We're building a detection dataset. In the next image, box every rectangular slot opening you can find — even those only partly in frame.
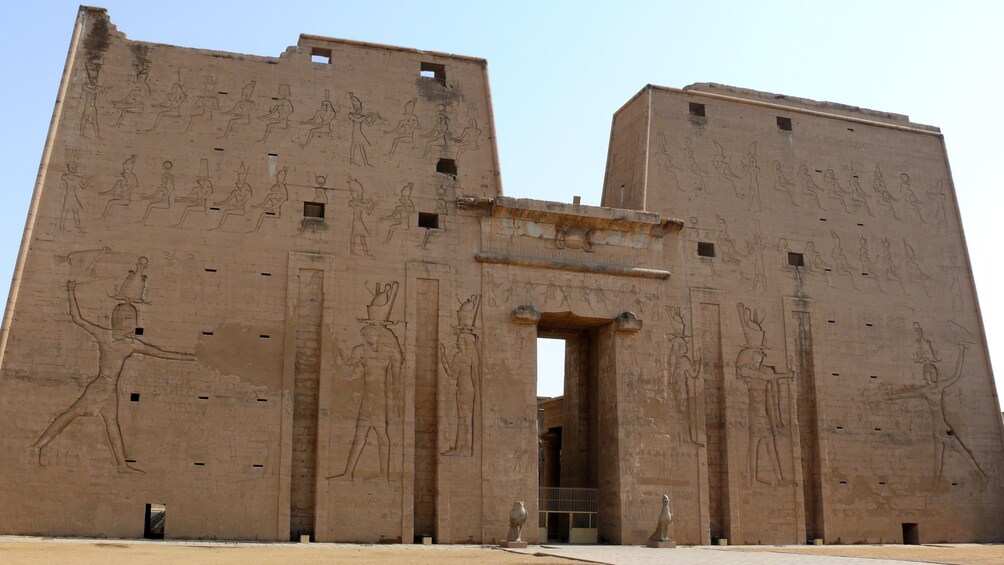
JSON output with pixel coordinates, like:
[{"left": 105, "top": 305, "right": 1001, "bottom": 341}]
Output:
[
  {"left": 436, "top": 158, "right": 457, "bottom": 178},
  {"left": 130, "top": 393, "right": 140, "bottom": 402},
  {"left": 697, "top": 241, "right": 716, "bottom": 257},
  {"left": 835, "top": 426, "right": 843, "bottom": 430},
  {"left": 205, "top": 268, "right": 217, "bottom": 273},
  {"left": 870, "top": 375, "right": 879, "bottom": 379},
  {"left": 259, "top": 335, "right": 270, "bottom": 339},
  {"left": 831, "top": 373, "right": 840, "bottom": 376},
  {"left": 198, "top": 396, "right": 209, "bottom": 400},
  {"left": 777, "top": 116, "right": 793, "bottom": 131},
  {"left": 310, "top": 47, "right": 332, "bottom": 64},
  {"left": 839, "top": 481, "right": 848, "bottom": 484},
  {"left": 419, "top": 62, "right": 446, "bottom": 86},
  {"left": 418, "top": 212, "right": 439, "bottom": 229},
  {"left": 787, "top": 252, "right": 804, "bottom": 267},
  {"left": 202, "top": 331, "right": 214, "bottom": 336},
  {"left": 689, "top": 102, "right": 706, "bottom": 118},
  {"left": 209, "top": 207, "right": 221, "bottom": 211},
  {"left": 878, "top": 481, "right": 886, "bottom": 485},
  {"left": 214, "top": 148, "right": 224, "bottom": 152},
  {"left": 257, "top": 398, "right": 268, "bottom": 403},
  {"left": 865, "top": 323, "right": 874, "bottom": 327},
  {"left": 827, "top": 320, "right": 835, "bottom": 324},
  {"left": 194, "top": 462, "right": 205, "bottom": 467},
  {"left": 303, "top": 202, "right": 325, "bottom": 219},
  {"left": 134, "top": 327, "right": 144, "bottom": 336},
  {"left": 253, "top": 464, "right": 264, "bottom": 468},
  {"left": 144, "top": 503, "right": 166, "bottom": 540},
  {"left": 857, "top": 222, "right": 865, "bottom": 227},
  {"left": 261, "top": 272, "right": 271, "bottom": 276},
  {"left": 819, "top": 218, "right": 827, "bottom": 222}
]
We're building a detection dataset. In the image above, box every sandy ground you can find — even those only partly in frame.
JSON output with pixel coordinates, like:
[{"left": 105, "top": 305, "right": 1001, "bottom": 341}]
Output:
[
  {"left": 716, "top": 543, "right": 1004, "bottom": 565},
  {"left": 0, "top": 538, "right": 584, "bottom": 565}
]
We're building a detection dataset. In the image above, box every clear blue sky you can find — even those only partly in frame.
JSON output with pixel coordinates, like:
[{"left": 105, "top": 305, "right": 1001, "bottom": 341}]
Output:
[{"left": 3, "top": 1, "right": 1001, "bottom": 399}]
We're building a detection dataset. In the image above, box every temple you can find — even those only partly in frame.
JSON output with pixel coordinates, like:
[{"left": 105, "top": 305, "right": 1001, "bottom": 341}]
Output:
[{"left": 0, "top": 6, "right": 999, "bottom": 545}]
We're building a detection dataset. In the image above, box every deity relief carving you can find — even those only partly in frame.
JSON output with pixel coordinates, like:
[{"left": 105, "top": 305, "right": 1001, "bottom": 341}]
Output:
[
  {"left": 888, "top": 323, "right": 986, "bottom": 489},
  {"left": 665, "top": 307, "right": 703, "bottom": 446},
  {"left": 382, "top": 182, "right": 415, "bottom": 243},
  {"left": 223, "top": 81, "right": 256, "bottom": 138},
  {"left": 111, "top": 61, "right": 150, "bottom": 127},
  {"left": 210, "top": 162, "right": 253, "bottom": 231},
  {"left": 735, "top": 302, "right": 795, "bottom": 487},
  {"left": 146, "top": 71, "right": 187, "bottom": 132},
  {"left": 250, "top": 166, "right": 288, "bottom": 232},
  {"left": 299, "top": 90, "right": 337, "bottom": 147},
  {"left": 173, "top": 158, "right": 214, "bottom": 227},
  {"left": 98, "top": 155, "right": 139, "bottom": 220},
  {"left": 384, "top": 98, "right": 419, "bottom": 157},
  {"left": 441, "top": 294, "right": 481, "bottom": 457},
  {"left": 31, "top": 259, "right": 197, "bottom": 473},
  {"left": 328, "top": 282, "right": 403, "bottom": 481},
  {"left": 554, "top": 225, "right": 594, "bottom": 252},
  {"left": 258, "top": 84, "right": 294, "bottom": 142}
]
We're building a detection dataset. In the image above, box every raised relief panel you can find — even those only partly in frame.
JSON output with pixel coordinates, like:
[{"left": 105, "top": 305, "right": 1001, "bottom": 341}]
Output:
[{"left": 441, "top": 294, "right": 481, "bottom": 457}]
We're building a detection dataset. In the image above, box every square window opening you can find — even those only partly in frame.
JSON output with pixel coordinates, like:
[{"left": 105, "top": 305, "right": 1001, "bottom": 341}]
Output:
[
  {"left": 418, "top": 212, "right": 439, "bottom": 229},
  {"left": 310, "top": 48, "right": 331, "bottom": 64},
  {"left": 787, "top": 252, "right": 804, "bottom": 267},
  {"left": 436, "top": 158, "right": 457, "bottom": 178},
  {"left": 303, "top": 202, "right": 325, "bottom": 219},
  {"left": 420, "top": 62, "right": 446, "bottom": 86},
  {"left": 134, "top": 327, "right": 144, "bottom": 336},
  {"left": 697, "top": 241, "right": 715, "bottom": 257},
  {"left": 130, "top": 393, "right": 140, "bottom": 402},
  {"left": 689, "top": 102, "right": 706, "bottom": 118},
  {"left": 777, "top": 116, "right": 793, "bottom": 131}
]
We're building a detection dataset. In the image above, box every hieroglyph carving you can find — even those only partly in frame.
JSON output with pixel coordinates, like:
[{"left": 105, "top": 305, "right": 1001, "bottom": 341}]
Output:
[
  {"left": 328, "top": 282, "right": 403, "bottom": 481},
  {"left": 888, "top": 323, "right": 987, "bottom": 489},
  {"left": 735, "top": 302, "right": 795, "bottom": 487},
  {"left": 441, "top": 294, "right": 481, "bottom": 457},
  {"left": 31, "top": 260, "right": 196, "bottom": 473}
]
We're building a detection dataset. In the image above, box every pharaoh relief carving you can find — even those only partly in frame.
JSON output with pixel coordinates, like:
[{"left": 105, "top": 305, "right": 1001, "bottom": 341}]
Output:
[
  {"left": 80, "top": 62, "right": 104, "bottom": 139},
  {"left": 735, "top": 302, "right": 795, "bottom": 487},
  {"left": 829, "top": 231, "right": 858, "bottom": 290},
  {"left": 348, "top": 93, "right": 380, "bottom": 166},
  {"left": 665, "top": 307, "right": 703, "bottom": 446},
  {"left": 797, "top": 164, "right": 824, "bottom": 210},
  {"left": 328, "top": 282, "right": 403, "bottom": 481},
  {"left": 31, "top": 258, "right": 196, "bottom": 474},
  {"left": 347, "top": 175, "right": 376, "bottom": 256},
  {"left": 60, "top": 156, "right": 89, "bottom": 233},
  {"left": 930, "top": 180, "right": 949, "bottom": 234},
  {"left": 441, "top": 294, "right": 481, "bottom": 457},
  {"left": 900, "top": 173, "right": 926, "bottom": 224},
  {"left": 887, "top": 323, "right": 986, "bottom": 489}
]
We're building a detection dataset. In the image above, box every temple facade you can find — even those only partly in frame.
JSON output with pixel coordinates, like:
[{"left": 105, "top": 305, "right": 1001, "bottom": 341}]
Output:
[{"left": 0, "top": 6, "right": 999, "bottom": 545}]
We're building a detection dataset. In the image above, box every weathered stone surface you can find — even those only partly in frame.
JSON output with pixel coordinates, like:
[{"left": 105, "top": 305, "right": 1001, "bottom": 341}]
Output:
[{"left": 0, "top": 6, "right": 999, "bottom": 547}]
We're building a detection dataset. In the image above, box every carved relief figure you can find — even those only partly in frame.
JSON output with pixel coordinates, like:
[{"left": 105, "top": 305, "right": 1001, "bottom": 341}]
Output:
[
  {"left": 903, "top": 239, "right": 932, "bottom": 297},
  {"left": 735, "top": 302, "right": 795, "bottom": 487},
  {"left": 173, "top": 158, "right": 214, "bottom": 227},
  {"left": 848, "top": 168, "right": 873, "bottom": 216},
  {"left": 872, "top": 165, "right": 899, "bottom": 219},
  {"left": 712, "top": 141, "right": 742, "bottom": 198},
  {"left": 716, "top": 216, "right": 747, "bottom": 278},
  {"left": 797, "top": 164, "right": 824, "bottom": 209},
  {"left": 452, "top": 118, "right": 482, "bottom": 161},
  {"left": 210, "top": 162, "right": 253, "bottom": 231},
  {"left": 749, "top": 231, "right": 766, "bottom": 295},
  {"left": 31, "top": 265, "right": 196, "bottom": 473},
  {"left": 140, "top": 161, "right": 174, "bottom": 223},
  {"left": 666, "top": 307, "right": 703, "bottom": 445},
  {"left": 328, "top": 282, "right": 403, "bottom": 480},
  {"left": 185, "top": 76, "right": 220, "bottom": 133},
  {"left": 879, "top": 237, "right": 908, "bottom": 295},
  {"left": 743, "top": 142, "right": 761, "bottom": 212},
  {"left": 250, "top": 166, "right": 288, "bottom": 232},
  {"left": 942, "top": 258, "right": 964, "bottom": 311},
  {"left": 222, "top": 81, "right": 256, "bottom": 138},
  {"left": 829, "top": 231, "right": 858, "bottom": 290},
  {"left": 804, "top": 241, "right": 833, "bottom": 287},
  {"left": 683, "top": 137, "right": 708, "bottom": 192},
  {"left": 80, "top": 63, "right": 104, "bottom": 139},
  {"left": 258, "top": 84, "right": 294, "bottom": 142},
  {"left": 98, "top": 155, "right": 139, "bottom": 219},
  {"left": 422, "top": 104, "right": 451, "bottom": 158},
  {"left": 888, "top": 328, "right": 986, "bottom": 488},
  {"left": 347, "top": 176, "right": 376, "bottom": 256},
  {"left": 384, "top": 98, "right": 419, "bottom": 156},
  {"left": 653, "top": 133, "right": 682, "bottom": 192},
  {"left": 60, "top": 162, "right": 89, "bottom": 233},
  {"left": 823, "top": 169, "right": 851, "bottom": 213},
  {"left": 900, "top": 173, "right": 926, "bottom": 223},
  {"left": 110, "top": 256, "right": 149, "bottom": 304},
  {"left": 771, "top": 160, "right": 796, "bottom": 206},
  {"left": 299, "top": 90, "right": 337, "bottom": 147},
  {"left": 348, "top": 93, "right": 380, "bottom": 166},
  {"left": 146, "top": 73, "right": 187, "bottom": 132},
  {"left": 929, "top": 181, "right": 948, "bottom": 234},
  {"left": 441, "top": 294, "right": 481, "bottom": 456},
  {"left": 382, "top": 182, "right": 415, "bottom": 243},
  {"left": 111, "top": 62, "right": 151, "bottom": 127},
  {"left": 858, "top": 235, "right": 884, "bottom": 292}
]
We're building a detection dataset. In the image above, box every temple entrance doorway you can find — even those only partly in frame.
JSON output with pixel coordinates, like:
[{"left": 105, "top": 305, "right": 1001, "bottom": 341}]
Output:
[{"left": 536, "top": 313, "right": 612, "bottom": 544}]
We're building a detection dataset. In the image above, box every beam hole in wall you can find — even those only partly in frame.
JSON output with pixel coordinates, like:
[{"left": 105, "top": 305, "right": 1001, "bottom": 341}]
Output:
[
  {"left": 835, "top": 426, "right": 843, "bottom": 430},
  {"left": 689, "top": 102, "right": 706, "bottom": 118},
  {"left": 202, "top": 331, "right": 214, "bottom": 336},
  {"left": 824, "top": 268, "right": 832, "bottom": 272},
  {"left": 777, "top": 116, "right": 793, "bottom": 131},
  {"left": 419, "top": 62, "right": 446, "bottom": 86},
  {"left": 214, "top": 147, "right": 224, "bottom": 152},
  {"left": 819, "top": 218, "right": 827, "bottom": 222},
  {"left": 831, "top": 373, "right": 840, "bottom": 377},
  {"left": 827, "top": 319, "right": 835, "bottom": 323},
  {"left": 194, "top": 462, "right": 205, "bottom": 466},
  {"left": 878, "top": 481, "right": 886, "bottom": 485},
  {"left": 839, "top": 480, "right": 848, "bottom": 484},
  {"left": 310, "top": 47, "right": 332, "bottom": 64},
  {"left": 259, "top": 335, "right": 270, "bottom": 339},
  {"left": 847, "top": 127, "right": 855, "bottom": 132},
  {"left": 865, "top": 323, "right": 874, "bottom": 327},
  {"left": 697, "top": 241, "right": 716, "bottom": 257},
  {"left": 134, "top": 327, "right": 144, "bottom": 336},
  {"left": 418, "top": 212, "right": 439, "bottom": 229},
  {"left": 436, "top": 158, "right": 457, "bottom": 178},
  {"left": 126, "top": 459, "right": 137, "bottom": 463},
  {"left": 205, "top": 268, "right": 217, "bottom": 273},
  {"left": 870, "top": 375, "right": 879, "bottom": 379},
  {"left": 144, "top": 504, "right": 166, "bottom": 540},
  {"left": 261, "top": 272, "right": 271, "bottom": 276},
  {"left": 303, "top": 202, "right": 325, "bottom": 219},
  {"left": 253, "top": 464, "right": 264, "bottom": 468},
  {"left": 209, "top": 207, "right": 220, "bottom": 211},
  {"left": 862, "top": 272, "right": 870, "bottom": 276},
  {"left": 257, "top": 398, "right": 268, "bottom": 403},
  {"left": 874, "top": 428, "right": 882, "bottom": 431},
  {"left": 130, "top": 393, "right": 140, "bottom": 402},
  {"left": 815, "top": 169, "right": 823, "bottom": 173},
  {"left": 857, "top": 223, "right": 865, "bottom": 227},
  {"left": 198, "top": 396, "right": 209, "bottom": 400},
  {"left": 787, "top": 252, "right": 804, "bottom": 267}
]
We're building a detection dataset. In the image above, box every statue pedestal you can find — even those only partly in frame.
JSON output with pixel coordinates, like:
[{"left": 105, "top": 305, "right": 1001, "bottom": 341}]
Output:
[
  {"left": 500, "top": 541, "right": 528, "bottom": 548},
  {"left": 646, "top": 540, "right": 677, "bottom": 548}
]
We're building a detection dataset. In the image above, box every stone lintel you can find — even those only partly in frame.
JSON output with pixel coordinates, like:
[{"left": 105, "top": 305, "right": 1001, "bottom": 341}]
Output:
[
  {"left": 463, "top": 196, "right": 683, "bottom": 236},
  {"left": 476, "top": 252, "right": 671, "bottom": 280}
]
